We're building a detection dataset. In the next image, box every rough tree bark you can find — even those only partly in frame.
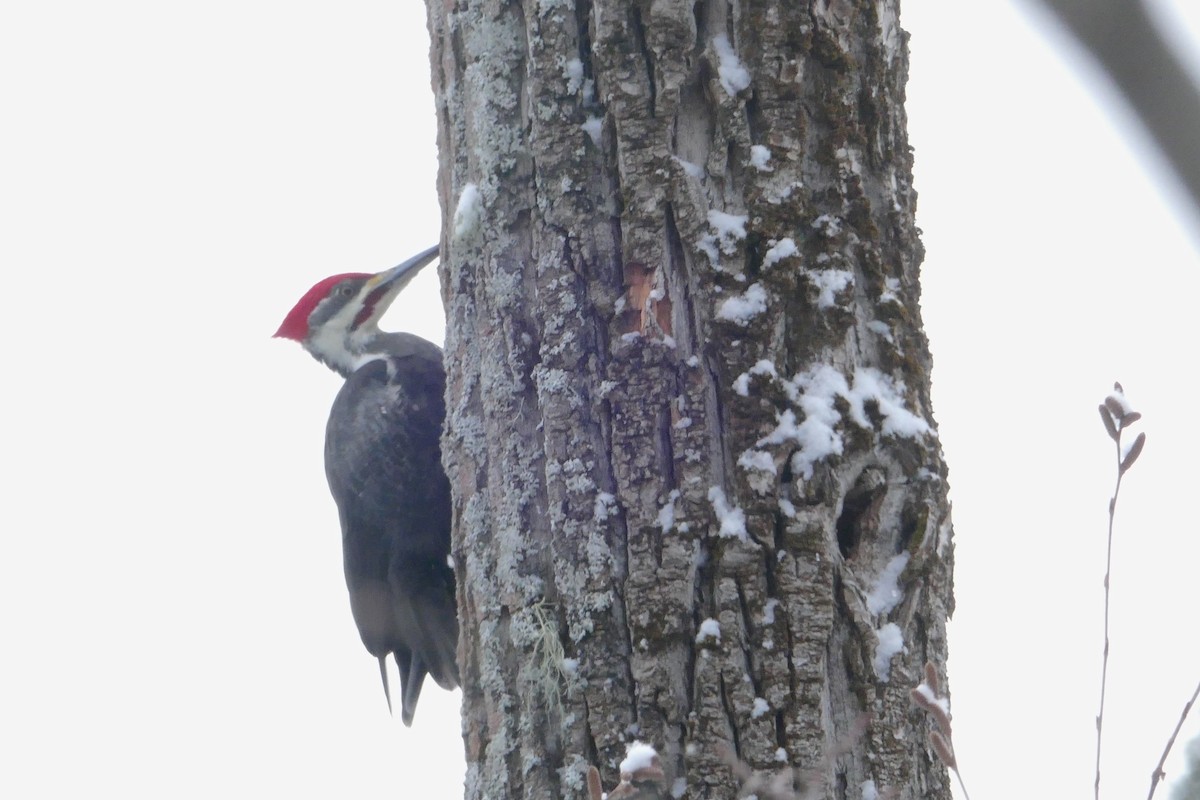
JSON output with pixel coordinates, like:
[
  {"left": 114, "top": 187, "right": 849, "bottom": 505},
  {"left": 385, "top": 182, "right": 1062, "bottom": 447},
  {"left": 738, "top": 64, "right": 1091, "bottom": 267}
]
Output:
[{"left": 426, "top": 1, "right": 954, "bottom": 798}]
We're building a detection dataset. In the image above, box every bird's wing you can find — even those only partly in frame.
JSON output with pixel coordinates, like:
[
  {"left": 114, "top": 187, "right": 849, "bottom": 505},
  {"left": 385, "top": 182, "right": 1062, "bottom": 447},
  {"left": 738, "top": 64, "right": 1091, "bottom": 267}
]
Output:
[{"left": 324, "top": 353, "right": 458, "bottom": 724}]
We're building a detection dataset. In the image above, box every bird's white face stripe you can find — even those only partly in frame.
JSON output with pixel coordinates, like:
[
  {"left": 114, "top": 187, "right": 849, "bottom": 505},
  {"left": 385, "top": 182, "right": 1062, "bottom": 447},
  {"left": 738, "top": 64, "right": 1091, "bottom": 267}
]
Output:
[{"left": 303, "top": 288, "right": 373, "bottom": 375}]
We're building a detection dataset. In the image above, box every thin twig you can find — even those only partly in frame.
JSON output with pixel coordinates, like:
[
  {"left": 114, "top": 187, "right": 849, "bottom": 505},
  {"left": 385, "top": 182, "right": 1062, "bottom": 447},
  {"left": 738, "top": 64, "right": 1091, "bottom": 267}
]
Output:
[
  {"left": 1147, "top": 679, "right": 1200, "bottom": 800},
  {"left": 953, "top": 765, "right": 972, "bottom": 800},
  {"left": 1094, "top": 429, "right": 1123, "bottom": 800},
  {"left": 1097, "top": 389, "right": 1200, "bottom": 800},
  {"left": 1095, "top": 385, "right": 1145, "bottom": 800}
]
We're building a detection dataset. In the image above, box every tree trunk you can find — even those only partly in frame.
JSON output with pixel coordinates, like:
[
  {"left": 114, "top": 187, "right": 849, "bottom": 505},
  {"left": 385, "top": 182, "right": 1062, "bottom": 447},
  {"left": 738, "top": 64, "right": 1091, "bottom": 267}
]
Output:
[{"left": 427, "top": 1, "right": 954, "bottom": 798}]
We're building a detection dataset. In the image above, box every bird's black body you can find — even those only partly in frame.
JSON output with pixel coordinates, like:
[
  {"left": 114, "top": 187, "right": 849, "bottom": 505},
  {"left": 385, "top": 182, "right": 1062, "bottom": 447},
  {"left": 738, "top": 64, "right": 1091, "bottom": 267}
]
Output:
[
  {"left": 323, "top": 348, "right": 458, "bottom": 726},
  {"left": 275, "top": 245, "right": 456, "bottom": 726}
]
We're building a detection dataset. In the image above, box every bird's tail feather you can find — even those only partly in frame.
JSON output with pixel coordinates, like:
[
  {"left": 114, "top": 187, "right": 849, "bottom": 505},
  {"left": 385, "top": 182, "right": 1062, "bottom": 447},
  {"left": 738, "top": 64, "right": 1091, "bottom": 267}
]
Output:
[
  {"left": 423, "top": 609, "right": 460, "bottom": 691},
  {"left": 378, "top": 655, "right": 393, "bottom": 715},
  {"left": 400, "top": 655, "right": 428, "bottom": 727}
]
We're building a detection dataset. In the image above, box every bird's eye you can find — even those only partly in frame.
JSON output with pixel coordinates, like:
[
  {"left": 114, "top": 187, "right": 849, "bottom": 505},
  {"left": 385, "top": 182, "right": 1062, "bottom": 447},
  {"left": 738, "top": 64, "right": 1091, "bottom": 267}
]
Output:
[{"left": 338, "top": 285, "right": 355, "bottom": 298}]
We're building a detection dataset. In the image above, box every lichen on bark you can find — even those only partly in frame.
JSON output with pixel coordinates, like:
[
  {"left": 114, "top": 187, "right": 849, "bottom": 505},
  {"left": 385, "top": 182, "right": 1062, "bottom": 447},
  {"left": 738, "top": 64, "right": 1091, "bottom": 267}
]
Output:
[{"left": 427, "top": 0, "right": 954, "bottom": 797}]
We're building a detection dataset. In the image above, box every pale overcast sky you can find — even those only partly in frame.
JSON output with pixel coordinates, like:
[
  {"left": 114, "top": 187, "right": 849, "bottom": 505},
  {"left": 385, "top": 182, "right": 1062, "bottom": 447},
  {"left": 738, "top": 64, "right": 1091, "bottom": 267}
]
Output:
[{"left": 2, "top": 2, "right": 1198, "bottom": 799}]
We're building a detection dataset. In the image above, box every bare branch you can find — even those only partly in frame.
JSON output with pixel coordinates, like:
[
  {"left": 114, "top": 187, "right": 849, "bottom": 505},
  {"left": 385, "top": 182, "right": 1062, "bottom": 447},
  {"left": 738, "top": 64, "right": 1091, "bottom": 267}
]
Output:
[
  {"left": 1147, "top": 679, "right": 1200, "bottom": 799},
  {"left": 1029, "top": 0, "right": 1200, "bottom": 224}
]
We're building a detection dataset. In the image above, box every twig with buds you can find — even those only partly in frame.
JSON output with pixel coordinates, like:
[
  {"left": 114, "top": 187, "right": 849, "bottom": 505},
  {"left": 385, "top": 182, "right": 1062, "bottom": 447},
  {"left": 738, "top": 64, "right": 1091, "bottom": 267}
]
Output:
[
  {"left": 1095, "top": 382, "right": 1146, "bottom": 800},
  {"left": 911, "top": 662, "right": 970, "bottom": 800}
]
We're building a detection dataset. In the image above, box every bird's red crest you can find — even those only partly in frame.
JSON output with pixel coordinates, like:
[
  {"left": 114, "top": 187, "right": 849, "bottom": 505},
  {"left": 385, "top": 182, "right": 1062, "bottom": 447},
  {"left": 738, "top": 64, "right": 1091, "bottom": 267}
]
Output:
[{"left": 274, "top": 273, "right": 372, "bottom": 340}]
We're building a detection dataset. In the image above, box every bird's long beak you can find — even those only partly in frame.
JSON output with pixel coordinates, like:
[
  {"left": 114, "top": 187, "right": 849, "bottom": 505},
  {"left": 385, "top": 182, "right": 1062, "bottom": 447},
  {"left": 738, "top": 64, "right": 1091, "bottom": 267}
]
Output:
[
  {"left": 367, "top": 244, "right": 441, "bottom": 295},
  {"left": 354, "top": 245, "right": 441, "bottom": 329}
]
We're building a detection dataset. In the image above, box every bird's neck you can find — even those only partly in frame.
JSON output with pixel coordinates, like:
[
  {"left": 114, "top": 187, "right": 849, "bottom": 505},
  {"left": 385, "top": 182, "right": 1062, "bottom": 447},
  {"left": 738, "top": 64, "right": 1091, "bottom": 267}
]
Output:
[
  {"left": 303, "top": 324, "right": 358, "bottom": 378},
  {"left": 362, "top": 332, "right": 443, "bottom": 363},
  {"left": 306, "top": 327, "right": 441, "bottom": 378}
]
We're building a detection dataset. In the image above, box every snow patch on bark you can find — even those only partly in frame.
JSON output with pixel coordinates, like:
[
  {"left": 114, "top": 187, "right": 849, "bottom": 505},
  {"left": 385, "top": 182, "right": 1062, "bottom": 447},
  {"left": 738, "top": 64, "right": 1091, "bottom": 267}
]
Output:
[
  {"left": 867, "top": 553, "right": 909, "bottom": 615},
  {"left": 762, "top": 598, "right": 780, "bottom": 624},
  {"left": 698, "top": 209, "right": 748, "bottom": 266},
  {"left": 755, "top": 366, "right": 933, "bottom": 480},
  {"left": 696, "top": 618, "right": 721, "bottom": 643},
  {"left": 809, "top": 269, "right": 854, "bottom": 308},
  {"left": 712, "top": 35, "right": 751, "bottom": 96},
  {"left": 738, "top": 449, "right": 777, "bottom": 495},
  {"left": 749, "top": 144, "right": 773, "bottom": 171},
  {"left": 453, "top": 183, "right": 483, "bottom": 240},
  {"left": 763, "top": 237, "right": 797, "bottom": 268},
  {"left": 848, "top": 368, "right": 932, "bottom": 438},
  {"left": 873, "top": 622, "right": 904, "bottom": 680},
  {"left": 880, "top": 276, "right": 902, "bottom": 305},
  {"left": 581, "top": 115, "right": 603, "bottom": 145},
  {"left": 563, "top": 57, "right": 584, "bottom": 94},
  {"left": 593, "top": 492, "right": 618, "bottom": 522},
  {"left": 811, "top": 213, "right": 842, "bottom": 237},
  {"left": 706, "top": 486, "right": 747, "bottom": 540},
  {"left": 733, "top": 359, "right": 778, "bottom": 396},
  {"left": 716, "top": 283, "right": 768, "bottom": 325},
  {"left": 673, "top": 156, "right": 705, "bottom": 179},
  {"left": 657, "top": 490, "right": 680, "bottom": 532},
  {"left": 866, "top": 319, "right": 894, "bottom": 344},
  {"left": 620, "top": 741, "right": 658, "bottom": 774}
]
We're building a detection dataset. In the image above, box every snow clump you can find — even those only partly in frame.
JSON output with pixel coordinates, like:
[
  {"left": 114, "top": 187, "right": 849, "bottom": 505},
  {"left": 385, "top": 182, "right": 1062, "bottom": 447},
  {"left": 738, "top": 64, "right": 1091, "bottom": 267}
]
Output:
[
  {"left": 716, "top": 283, "right": 768, "bottom": 325},
  {"left": 873, "top": 622, "right": 904, "bottom": 680},
  {"left": 763, "top": 237, "right": 797, "bottom": 268},
  {"left": 809, "top": 269, "right": 854, "bottom": 308},
  {"left": 706, "top": 486, "right": 747, "bottom": 540},
  {"left": 733, "top": 359, "right": 779, "bottom": 396},
  {"left": 749, "top": 144, "right": 773, "bottom": 172},
  {"left": 620, "top": 741, "right": 659, "bottom": 775},
  {"left": 581, "top": 115, "right": 603, "bottom": 146},
  {"left": 867, "top": 553, "right": 910, "bottom": 616},
  {"left": 453, "top": 183, "right": 483, "bottom": 240},
  {"left": 757, "top": 365, "right": 932, "bottom": 481},
  {"left": 712, "top": 35, "right": 751, "bottom": 96},
  {"left": 695, "top": 618, "right": 721, "bottom": 644},
  {"left": 751, "top": 697, "right": 770, "bottom": 718}
]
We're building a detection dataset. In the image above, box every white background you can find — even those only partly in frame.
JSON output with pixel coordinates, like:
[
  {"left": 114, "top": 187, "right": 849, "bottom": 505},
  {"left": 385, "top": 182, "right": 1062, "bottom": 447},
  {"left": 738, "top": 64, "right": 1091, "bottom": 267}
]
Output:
[{"left": 1, "top": 2, "right": 1197, "bottom": 798}]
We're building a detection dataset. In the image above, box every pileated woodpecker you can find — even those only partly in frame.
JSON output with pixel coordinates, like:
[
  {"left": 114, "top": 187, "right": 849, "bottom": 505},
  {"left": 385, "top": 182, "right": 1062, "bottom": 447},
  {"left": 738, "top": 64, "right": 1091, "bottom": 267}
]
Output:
[{"left": 274, "top": 245, "right": 457, "bottom": 726}]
